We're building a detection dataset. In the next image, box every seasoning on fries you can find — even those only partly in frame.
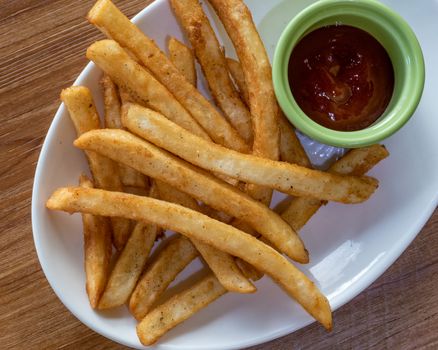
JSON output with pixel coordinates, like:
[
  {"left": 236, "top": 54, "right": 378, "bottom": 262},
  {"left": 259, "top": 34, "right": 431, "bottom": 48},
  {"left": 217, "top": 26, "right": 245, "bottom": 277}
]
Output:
[
  {"left": 73, "top": 129, "right": 308, "bottom": 263},
  {"left": 100, "top": 74, "right": 148, "bottom": 188},
  {"left": 87, "top": 0, "right": 249, "bottom": 153},
  {"left": 208, "top": 0, "right": 281, "bottom": 205},
  {"left": 60, "top": 86, "right": 131, "bottom": 250},
  {"left": 87, "top": 40, "right": 210, "bottom": 141},
  {"left": 171, "top": 0, "right": 253, "bottom": 144},
  {"left": 155, "top": 181, "right": 256, "bottom": 293},
  {"left": 78, "top": 175, "right": 112, "bottom": 309},
  {"left": 46, "top": 187, "right": 333, "bottom": 330},
  {"left": 129, "top": 235, "right": 199, "bottom": 321},
  {"left": 167, "top": 37, "right": 197, "bottom": 87},
  {"left": 122, "top": 104, "right": 378, "bottom": 204},
  {"left": 137, "top": 273, "right": 227, "bottom": 345}
]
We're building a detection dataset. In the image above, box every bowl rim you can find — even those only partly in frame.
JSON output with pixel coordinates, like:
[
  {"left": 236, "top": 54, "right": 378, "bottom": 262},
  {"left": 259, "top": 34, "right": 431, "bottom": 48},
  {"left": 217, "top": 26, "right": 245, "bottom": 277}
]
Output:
[{"left": 272, "top": 0, "right": 425, "bottom": 148}]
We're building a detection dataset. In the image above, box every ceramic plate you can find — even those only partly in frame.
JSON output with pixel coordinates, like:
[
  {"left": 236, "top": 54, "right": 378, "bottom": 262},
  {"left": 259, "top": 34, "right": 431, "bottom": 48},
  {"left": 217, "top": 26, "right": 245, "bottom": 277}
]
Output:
[{"left": 32, "top": 0, "right": 438, "bottom": 349}]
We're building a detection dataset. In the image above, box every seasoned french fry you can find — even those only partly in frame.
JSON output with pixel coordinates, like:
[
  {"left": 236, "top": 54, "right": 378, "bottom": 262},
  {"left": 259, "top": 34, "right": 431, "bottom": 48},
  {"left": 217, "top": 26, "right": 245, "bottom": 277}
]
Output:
[
  {"left": 79, "top": 175, "right": 112, "bottom": 309},
  {"left": 46, "top": 187, "right": 332, "bottom": 330},
  {"left": 98, "top": 220, "right": 159, "bottom": 309},
  {"left": 170, "top": 0, "right": 253, "bottom": 144},
  {"left": 209, "top": 0, "right": 281, "bottom": 205},
  {"left": 129, "top": 235, "right": 198, "bottom": 320},
  {"left": 100, "top": 74, "right": 148, "bottom": 188},
  {"left": 225, "top": 58, "right": 310, "bottom": 167},
  {"left": 74, "top": 129, "right": 308, "bottom": 262},
  {"left": 100, "top": 74, "right": 123, "bottom": 129},
  {"left": 137, "top": 273, "right": 227, "bottom": 345},
  {"left": 60, "top": 86, "right": 131, "bottom": 250},
  {"left": 281, "top": 145, "right": 389, "bottom": 230},
  {"left": 87, "top": 0, "right": 249, "bottom": 153},
  {"left": 167, "top": 37, "right": 197, "bottom": 87},
  {"left": 226, "top": 57, "right": 249, "bottom": 106},
  {"left": 278, "top": 115, "right": 311, "bottom": 167},
  {"left": 329, "top": 144, "right": 389, "bottom": 176},
  {"left": 87, "top": 40, "right": 210, "bottom": 141},
  {"left": 155, "top": 180, "right": 256, "bottom": 293},
  {"left": 122, "top": 104, "right": 378, "bottom": 204}
]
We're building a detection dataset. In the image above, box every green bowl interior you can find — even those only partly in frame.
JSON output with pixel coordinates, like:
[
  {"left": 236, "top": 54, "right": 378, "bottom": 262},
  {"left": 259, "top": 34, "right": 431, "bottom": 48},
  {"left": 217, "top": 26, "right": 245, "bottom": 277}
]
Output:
[{"left": 273, "top": 0, "right": 425, "bottom": 148}]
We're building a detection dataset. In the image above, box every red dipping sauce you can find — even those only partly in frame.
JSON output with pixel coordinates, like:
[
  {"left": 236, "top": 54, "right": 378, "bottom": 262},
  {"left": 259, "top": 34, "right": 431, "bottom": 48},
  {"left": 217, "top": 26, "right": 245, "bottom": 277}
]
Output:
[{"left": 288, "top": 25, "right": 394, "bottom": 131}]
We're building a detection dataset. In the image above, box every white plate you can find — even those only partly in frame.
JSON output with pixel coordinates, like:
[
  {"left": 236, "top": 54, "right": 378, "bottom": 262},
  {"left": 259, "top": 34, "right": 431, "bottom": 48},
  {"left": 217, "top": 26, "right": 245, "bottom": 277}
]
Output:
[{"left": 32, "top": 0, "right": 438, "bottom": 349}]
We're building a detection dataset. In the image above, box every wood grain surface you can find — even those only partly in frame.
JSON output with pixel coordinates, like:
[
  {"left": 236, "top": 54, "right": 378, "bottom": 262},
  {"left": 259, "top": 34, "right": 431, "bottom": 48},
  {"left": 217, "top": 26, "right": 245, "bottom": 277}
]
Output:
[{"left": 1, "top": 1, "right": 437, "bottom": 349}]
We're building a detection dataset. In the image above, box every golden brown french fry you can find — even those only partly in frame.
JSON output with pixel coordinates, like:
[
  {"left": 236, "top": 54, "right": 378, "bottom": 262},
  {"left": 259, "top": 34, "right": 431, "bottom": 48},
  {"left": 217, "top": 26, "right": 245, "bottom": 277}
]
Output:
[
  {"left": 100, "top": 74, "right": 123, "bottom": 129},
  {"left": 155, "top": 180, "right": 256, "bottom": 293},
  {"left": 129, "top": 235, "right": 198, "bottom": 320},
  {"left": 278, "top": 115, "right": 311, "bottom": 168},
  {"left": 281, "top": 145, "right": 389, "bottom": 231},
  {"left": 87, "top": 40, "right": 210, "bottom": 142},
  {"left": 170, "top": 0, "right": 253, "bottom": 144},
  {"left": 167, "top": 37, "right": 197, "bottom": 87},
  {"left": 79, "top": 175, "right": 112, "bottom": 309},
  {"left": 74, "top": 129, "right": 308, "bottom": 262},
  {"left": 208, "top": 0, "right": 281, "bottom": 205},
  {"left": 100, "top": 74, "right": 148, "bottom": 188},
  {"left": 122, "top": 105, "right": 378, "bottom": 204},
  {"left": 226, "top": 57, "right": 249, "bottom": 106},
  {"left": 87, "top": 0, "right": 249, "bottom": 153},
  {"left": 46, "top": 187, "right": 332, "bottom": 330},
  {"left": 60, "top": 86, "right": 131, "bottom": 250},
  {"left": 225, "top": 58, "right": 310, "bottom": 167},
  {"left": 137, "top": 273, "right": 227, "bottom": 345},
  {"left": 98, "top": 220, "right": 159, "bottom": 309},
  {"left": 328, "top": 144, "right": 389, "bottom": 176}
]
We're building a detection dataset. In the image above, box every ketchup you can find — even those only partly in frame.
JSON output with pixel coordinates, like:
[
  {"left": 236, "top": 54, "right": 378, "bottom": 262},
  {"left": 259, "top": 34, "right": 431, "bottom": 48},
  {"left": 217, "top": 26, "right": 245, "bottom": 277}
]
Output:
[{"left": 288, "top": 25, "right": 394, "bottom": 131}]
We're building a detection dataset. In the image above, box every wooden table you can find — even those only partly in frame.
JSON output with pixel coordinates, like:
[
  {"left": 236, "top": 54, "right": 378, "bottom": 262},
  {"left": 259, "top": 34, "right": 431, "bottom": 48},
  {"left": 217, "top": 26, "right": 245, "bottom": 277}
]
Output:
[{"left": 1, "top": 1, "right": 437, "bottom": 349}]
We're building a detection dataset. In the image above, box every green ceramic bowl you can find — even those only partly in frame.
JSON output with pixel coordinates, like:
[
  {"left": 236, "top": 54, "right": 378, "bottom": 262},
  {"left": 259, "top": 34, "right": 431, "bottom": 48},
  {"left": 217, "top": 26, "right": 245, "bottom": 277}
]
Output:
[{"left": 273, "top": 0, "right": 425, "bottom": 148}]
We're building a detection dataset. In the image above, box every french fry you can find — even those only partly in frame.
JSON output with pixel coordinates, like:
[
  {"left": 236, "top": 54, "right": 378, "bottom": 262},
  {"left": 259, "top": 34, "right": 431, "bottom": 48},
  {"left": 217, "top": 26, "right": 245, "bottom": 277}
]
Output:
[
  {"left": 46, "top": 187, "right": 332, "bottom": 330},
  {"left": 281, "top": 145, "right": 389, "bottom": 230},
  {"left": 137, "top": 273, "right": 227, "bottom": 345},
  {"left": 226, "top": 57, "right": 249, "bottom": 106},
  {"left": 100, "top": 74, "right": 148, "bottom": 188},
  {"left": 100, "top": 74, "right": 123, "bottom": 129},
  {"left": 167, "top": 37, "right": 197, "bottom": 87},
  {"left": 155, "top": 180, "right": 256, "bottom": 293},
  {"left": 170, "top": 0, "right": 253, "bottom": 144},
  {"left": 87, "top": 0, "right": 249, "bottom": 153},
  {"left": 74, "top": 129, "right": 308, "bottom": 262},
  {"left": 60, "top": 86, "right": 131, "bottom": 250},
  {"left": 79, "top": 175, "right": 112, "bottom": 309},
  {"left": 278, "top": 115, "right": 311, "bottom": 167},
  {"left": 208, "top": 0, "right": 281, "bottom": 205},
  {"left": 122, "top": 104, "right": 378, "bottom": 204},
  {"left": 225, "top": 58, "right": 310, "bottom": 168},
  {"left": 129, "top": 235, "right": 198, "bottom": 321},
  {"left": 87, "top": 40, "right": 210, "bottom": 141},
  {"left": 98, "top": 220, "right": 158, "bottom": 309}
]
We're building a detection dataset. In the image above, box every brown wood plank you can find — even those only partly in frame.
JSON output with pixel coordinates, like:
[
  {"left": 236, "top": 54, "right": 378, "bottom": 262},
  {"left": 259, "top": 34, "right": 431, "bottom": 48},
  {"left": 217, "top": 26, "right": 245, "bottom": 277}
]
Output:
[{"left": 0, "top": 1, "right": 436, "bottom": 349}]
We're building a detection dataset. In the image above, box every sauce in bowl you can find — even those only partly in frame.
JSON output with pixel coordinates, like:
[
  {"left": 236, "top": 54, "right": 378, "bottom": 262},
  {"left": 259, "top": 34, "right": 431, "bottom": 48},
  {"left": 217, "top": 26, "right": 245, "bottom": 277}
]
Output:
[{"left": 288, "top": 25, "right": 394, "bottom": 131}]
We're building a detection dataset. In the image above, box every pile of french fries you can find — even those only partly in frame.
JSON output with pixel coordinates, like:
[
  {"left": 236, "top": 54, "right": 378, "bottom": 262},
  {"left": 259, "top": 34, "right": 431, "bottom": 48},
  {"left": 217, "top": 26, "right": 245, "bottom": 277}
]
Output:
[{"left": 46, "top": 0, "right": 389, "bottom": 345}]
